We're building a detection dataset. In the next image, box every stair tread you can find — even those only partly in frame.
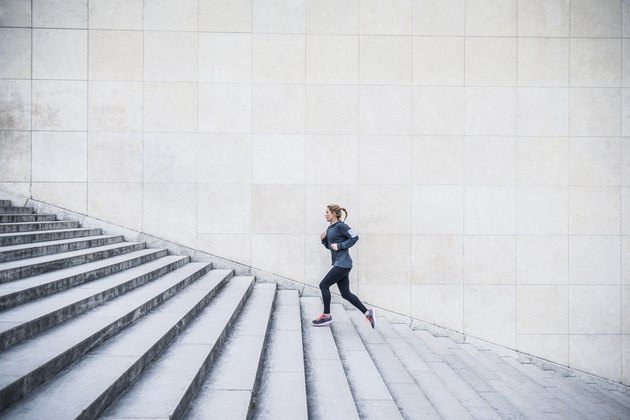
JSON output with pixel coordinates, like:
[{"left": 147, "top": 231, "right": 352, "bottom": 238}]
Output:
[
  {"left": 370, "top": 320, "right": 472, "bottom": 420},
  {"left": 413, "top": 330, "right": 528, "bottom": 419},
  {"left": 330, "top": 304, "right": 402, "bottom": 420},
  {"left": 502, "top": 354, "right": 630, "bottom": 419},
  {"left": 0, "top": 268, "right": 232, "bottom": 419},
  {"left": 253, "top": 289, "right": 308, "bottom": 420},
  {"left": 0, "top": 248, "right": 165, "bottom": 298},
  {"left": 397, "top": 326, "right": 507, "bottom": 419},
  {"left": 0, "top": 261, "right": 211, "bottom": 390},
  {"left": 0, "top": 241, "right": 143, "bottom": 271},
  {"left": 176, "top": 281, "right": 274, "bottom": 419},
  {"left": 300, "top": 296, "right": 359, "bottom": 420},
  {"left": 102, "top": 277, "right": 259, "bottom": 419},
  {"left": 346, "top": 310, "right": 441, "bottom": 419},
  {"left": 429, "top": 341, "right": 533, "bottom": 419},
  {"left": 456, "top": 338, "right": 588, "bottom": 418}
]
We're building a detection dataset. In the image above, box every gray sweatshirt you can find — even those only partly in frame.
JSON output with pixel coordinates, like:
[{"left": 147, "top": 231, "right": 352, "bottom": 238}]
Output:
[{"left": 321, "top": 221, "right": 359, "bottom": 268}]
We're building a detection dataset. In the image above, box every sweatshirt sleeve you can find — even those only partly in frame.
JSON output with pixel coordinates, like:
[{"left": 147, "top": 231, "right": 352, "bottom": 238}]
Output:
[
  {"left": 337, "top": 223, "right": 359, "bottom": 250},
  {"left": 321, "top": 235, "right": 329, "bottom": 249}
]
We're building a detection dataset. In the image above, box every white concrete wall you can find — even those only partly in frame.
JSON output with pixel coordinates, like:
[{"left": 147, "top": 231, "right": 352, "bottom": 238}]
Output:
[{"left": 0, "top": 0, "right": 628, "bottom": 385}]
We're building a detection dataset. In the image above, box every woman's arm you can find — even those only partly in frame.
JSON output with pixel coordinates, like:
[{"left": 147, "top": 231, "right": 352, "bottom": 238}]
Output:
[
  {"left": 320, "top": 231, "right": 329, "bottom": 249},
  {"left": 336, "top": 224, "right": 358, "bottom": 250}
]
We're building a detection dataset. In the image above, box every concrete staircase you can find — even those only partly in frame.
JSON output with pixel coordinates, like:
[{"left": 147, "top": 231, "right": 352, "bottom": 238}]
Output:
[{"left": 0, "top": 200, "right": 629, "bottom": 419}]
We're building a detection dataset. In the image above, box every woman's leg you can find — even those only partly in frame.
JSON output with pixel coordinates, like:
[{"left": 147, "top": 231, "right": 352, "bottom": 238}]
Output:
[
  {"left": 336, "top": 271, "right": 368, "bottom": 314},
  {"left": 318, "top": 266, "right": 350, "bottom": 314}
]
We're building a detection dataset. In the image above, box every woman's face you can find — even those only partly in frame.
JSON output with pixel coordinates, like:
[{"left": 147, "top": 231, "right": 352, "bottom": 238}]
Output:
[{"left": 325, "top": 208, "right": 336, "bottom": 223}]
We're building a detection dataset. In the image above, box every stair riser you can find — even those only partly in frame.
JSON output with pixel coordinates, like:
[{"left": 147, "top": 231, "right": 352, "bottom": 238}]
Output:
[
  {"left": 0, "top": 222, "right": 79, "bottom": 234},
  {"left": 0, "top": 228, "right": 102, "bottom": 246},
  {"left": 0, "top": 243, "right": 146, "bottom": 283},
  {"left": 77, "top": 272, "right": 239, "bottom": 420},
  {"left": 0, "top": 236, "right": 125, "bottom": 263},
  {"left": 0, "top": 215, "right": 56, "bottom": 223},
  {"left": 0, "top": 201, "right": 10, "bottom": 207},
  {"left": 0, "top": 262, "right": 214, "bottom": 412},
  {"left": 0, "top": 249, "right": 170, "bottom": 311},
  {"left": 172, "top": 280, "right": 258, "bottom": 420},
  {"left": 0, "top": 207, "right": 35, "bottom": 214}
]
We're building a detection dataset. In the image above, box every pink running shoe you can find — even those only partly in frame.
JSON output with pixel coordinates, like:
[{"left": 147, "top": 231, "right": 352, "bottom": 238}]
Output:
[
  {"left": 366, "top": 308, "right": 376, "bottom": 328},
  {"left": 312, "top": 313, "right": 333, "bottom": 327}
]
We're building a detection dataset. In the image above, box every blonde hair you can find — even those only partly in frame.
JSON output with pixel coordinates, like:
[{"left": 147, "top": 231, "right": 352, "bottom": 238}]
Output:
[{"left": 327, "top": 204, "right": 348, "bottom": 222}]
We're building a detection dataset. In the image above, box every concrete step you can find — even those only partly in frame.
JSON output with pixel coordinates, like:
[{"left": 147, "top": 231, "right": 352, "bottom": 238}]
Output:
[
  {"left": 0, "top": 248, "right": 168, "bottom": 311},
  {"left": 0, "top": 234, "right": 124, "bottom": 263},
  {"left": 170, "top": 281, "right": 274, "bottom": 419},
  {"left": 0, "top": 228, "right": 102, "bottom": 246},
  {"left": 0, "top": 200, "right": 10, "bottom": 207},
  {"left": 300, "top": 296, "right": 359, "bottom": 420},
  {"left": 584, "top": 373, "right": 630, "bottom": 406},
  {"left": 0, "top": 241, "right": 145, "bottom": 282},
  {"left": 101, "top": 276, "right": 259, "bottom": 420},
  {"left": 397, "top": 327, "right": 501, "bottom": 420},
  {"left": 503, "top": 354, "right": 630, "bottom": 419},
  {"left": 458, "top": 338, "right": 585, "bottom": 419},
  {"left": 0, "top": 248, "right": 170, "bottom": 351},
  {"left": 330, "top": 304, "right": 402, "bottom": 420},
  {"left": 576, "top": 376, "right": 630, "bottom": 412},
  {"left": 0, "top": 214, "right": 56, "bottom": 223},
  {"left": 374, "top": 319, "right": 472, "bottom": 420},
  {"left": 0, "top": 262, "right": 217, "bottom": 411},
  {"left": 0, "top": 268, "right": 234, "bottom": 419},
  {"left": 346, "top": 310, "right": 441, "bottom": 420},
  {"left": 0, "top": 221, "right": 79, "bottom": 234},
  {"left": 413, "top": 330, "right": 528, "bottom": 420},
  {"left": 423, "top": 334, "right": 537, "bottom": 419},
  {"left": 253, "top": 289, "right": 308, "bottom": 420},
  {"left": 0, "top": 207, "right": 34, "bottom": 214}
]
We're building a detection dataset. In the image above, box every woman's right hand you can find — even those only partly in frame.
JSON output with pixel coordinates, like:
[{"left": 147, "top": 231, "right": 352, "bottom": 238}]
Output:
[{"left": 320, "top": 232, "right": 325, "bottom": 241}]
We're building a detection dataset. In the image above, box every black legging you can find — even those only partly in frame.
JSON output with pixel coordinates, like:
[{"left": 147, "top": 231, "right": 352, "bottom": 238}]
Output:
[{"left": 319, "top": 266, "right": 368, "bottom": 315}]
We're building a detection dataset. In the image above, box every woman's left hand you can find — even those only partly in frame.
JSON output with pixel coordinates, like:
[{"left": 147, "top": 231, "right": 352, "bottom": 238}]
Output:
[{"left": 331, "top": 243, "right": 338, "bottom": 251}]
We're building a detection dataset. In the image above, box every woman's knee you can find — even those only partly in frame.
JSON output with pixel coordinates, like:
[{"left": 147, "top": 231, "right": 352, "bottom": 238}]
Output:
[{"left": 340, "top": 290, "right": 354, "bottom": 301}]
